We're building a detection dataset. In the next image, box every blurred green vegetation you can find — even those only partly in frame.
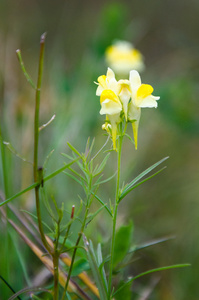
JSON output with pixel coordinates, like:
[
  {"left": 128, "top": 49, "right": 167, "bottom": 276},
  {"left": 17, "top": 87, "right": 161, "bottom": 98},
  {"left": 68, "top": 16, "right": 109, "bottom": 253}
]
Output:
[{"left": 0, "top": 0, "right": 199, "bottom": 299}]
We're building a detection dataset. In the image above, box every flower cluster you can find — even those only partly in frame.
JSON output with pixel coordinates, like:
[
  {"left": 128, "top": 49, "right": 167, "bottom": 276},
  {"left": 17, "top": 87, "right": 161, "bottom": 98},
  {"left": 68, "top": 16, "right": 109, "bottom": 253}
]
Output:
[
  {"left": 105, "top": 40, "right": 145, "bottom": 76},
  {"left": 96, "top": 68, "right": 160, "bottom": 150}
]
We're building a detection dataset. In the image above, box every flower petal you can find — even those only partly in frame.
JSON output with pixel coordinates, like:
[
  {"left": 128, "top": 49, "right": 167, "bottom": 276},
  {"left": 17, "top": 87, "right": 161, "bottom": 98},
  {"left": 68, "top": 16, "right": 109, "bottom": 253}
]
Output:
[
  {"left": 100, "top": 90, "right": 122, "bottom": 115},
  {"left": 106, "top": 67, "right": 115, "bottom": 80},
  {"left": 136, "top": 95, "right": 160, "bottom": 108},
  {"left": 129, "top": 70, "right": 141, "bottom": 94}
]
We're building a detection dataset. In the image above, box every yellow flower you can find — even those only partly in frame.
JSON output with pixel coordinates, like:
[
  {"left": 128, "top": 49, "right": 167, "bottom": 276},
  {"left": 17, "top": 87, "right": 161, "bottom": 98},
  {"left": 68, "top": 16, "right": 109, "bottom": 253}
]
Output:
[
  {"left": 105, "top": 40, "right": 145, "bottom": 76},
  {"left": 128, "top": 70, "right": 160, "bottom": 149},
  {"left": 100, "top": 89, "right": 122, "bottom": 150},
  {"left": 96, "top": 67, "right": 119, "bottom": 96}
]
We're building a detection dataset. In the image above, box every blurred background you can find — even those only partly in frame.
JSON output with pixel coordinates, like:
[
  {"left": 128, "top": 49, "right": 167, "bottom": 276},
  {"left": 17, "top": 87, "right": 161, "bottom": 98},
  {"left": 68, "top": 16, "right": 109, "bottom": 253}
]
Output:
[{"left": 0, "top": 0, "right": 199, "bottom": 299}]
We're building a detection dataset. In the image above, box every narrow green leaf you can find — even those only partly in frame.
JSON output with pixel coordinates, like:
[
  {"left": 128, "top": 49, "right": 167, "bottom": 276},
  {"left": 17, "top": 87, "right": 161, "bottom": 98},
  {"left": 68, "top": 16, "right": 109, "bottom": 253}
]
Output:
[
  {"left": 122, "top": 157, "right": 169, "bottom": 195},
  {"left": 91, "top": 193, "right": 112, "bottom": 217},
  {"left": 63, "top": 171, "right": 83, "bottom": 186},
  {"left": 119, "top": 167, "right": 167, "bottom": 202},
  {"left": 113, "top": 221, "right": 134, "bottom": 268},
  {"left": 95, "top": 172, "right": 116, "bottom": 186},
  {"left": 41, "top": 188, "right": 57, "bottom": 222},
  {"left": 93, "top": 153, "right": 110, "bottom": 177},
  {"left": 130, "top": 236, "right": 175, "bottom": 253},
  {"left": 113, "top": 264, "right": 191, "bottom": 297},
  {"left": 87, "top": 205, "right": 106, "bottom": 225},
  {"left": 85, "top": 137, "right": 95, "bottom": 162},
  {"left": 3, "top": 141, "right": 32, "bottom": 164},
  {"left": 65, "top": 291, "right": 72, "bottom": 300},
  {"left": 0, "top": 182, "right": 38, "bottom": 206},
  {"left": 20, "top": 210, "right": 53, "bottom": 233},
  {"left": 68, "top": 167, "right": 86, "bottom": 182},
  {"left": 124, "top": 133, "right": 134, "bottom": 145},
  {"left": 0, "top": 158, "right": 79, "bottom": 206},
  {"left": 97, "top": 243, "right": 108, "bottom": 291},
  {"left": 67, "top": 142, "right": 82, "bottom": 158},
  {"left": 83, "top": 236, "right": 108, "bottom": 300},
  {"left": 61, "top": 152, "right": 74, "bottom": 160},
  {"left": 16, "top": 49, "right": 36, "bottom": 89},
  {"left": 43, "top": 149, "right": 55, "bottom": 170}
]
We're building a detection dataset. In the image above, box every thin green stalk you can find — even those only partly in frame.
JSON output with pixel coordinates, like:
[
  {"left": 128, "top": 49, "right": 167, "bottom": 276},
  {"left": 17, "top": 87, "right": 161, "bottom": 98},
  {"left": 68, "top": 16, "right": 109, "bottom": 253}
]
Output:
[
  {"left": 16, "top": 49, "right": 36, "bottom": 89},
  {"left": 34, "top": 32, "right": 46, "bottom": 182},
  {"left": 33, "top": 32, "right": 51, "bottom": 254},
  {"left": 0, "top": 126, "right": 9, "bottom": 199},
  {"left": 53, "top": 219, "right": 61, "bottom": 300},
  {"left": 61, "top": 207, "right": 90, "bottom": 300},
  {"left": 0, "top": 124, "right": 10, "bottom": 287},
  {"left": 108, "top": 124, "right": 123, "bottom": 298}
]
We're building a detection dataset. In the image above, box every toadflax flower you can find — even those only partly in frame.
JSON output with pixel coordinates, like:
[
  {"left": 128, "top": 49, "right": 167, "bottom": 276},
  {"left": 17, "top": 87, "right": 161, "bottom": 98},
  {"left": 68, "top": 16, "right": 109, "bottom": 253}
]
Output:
[
  {"left": 128, "top": 70, "right": 160, "bottom": 149},
  {"left": 105, "top": 40, "right": 145, "bottom": 76},
  {"left": 96, "top": 67, "right": 119, "bottom": 97},
  {"left": 96, "top": 68, "right": 160, "bottom": 151}
]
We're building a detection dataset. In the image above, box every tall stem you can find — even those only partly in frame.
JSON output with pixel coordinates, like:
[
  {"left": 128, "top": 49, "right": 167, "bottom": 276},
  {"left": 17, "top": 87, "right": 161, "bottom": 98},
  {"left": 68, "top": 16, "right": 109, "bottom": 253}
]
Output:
[
  {"left": 33, "top": 33, "right": 51, "bottom": 254},
  {"left": 108, "top": 125, "right": 123, "bottom": 298}
]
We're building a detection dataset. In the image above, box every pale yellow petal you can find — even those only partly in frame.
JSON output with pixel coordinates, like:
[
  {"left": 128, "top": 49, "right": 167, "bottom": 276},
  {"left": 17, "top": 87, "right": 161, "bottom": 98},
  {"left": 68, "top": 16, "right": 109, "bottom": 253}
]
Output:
[
  {"left": 129, "top": 70, "right": 141, "bottom": 95},
  {"left": 136, "top": 95, "right": 160, "bottom": 108}
]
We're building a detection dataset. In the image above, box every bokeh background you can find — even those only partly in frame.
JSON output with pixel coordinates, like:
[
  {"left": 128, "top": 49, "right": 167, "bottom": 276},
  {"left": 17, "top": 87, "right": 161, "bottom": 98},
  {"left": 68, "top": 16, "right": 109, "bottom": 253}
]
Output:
[{"left": 0, "top": 0, "right": 199, "bottom": 299}]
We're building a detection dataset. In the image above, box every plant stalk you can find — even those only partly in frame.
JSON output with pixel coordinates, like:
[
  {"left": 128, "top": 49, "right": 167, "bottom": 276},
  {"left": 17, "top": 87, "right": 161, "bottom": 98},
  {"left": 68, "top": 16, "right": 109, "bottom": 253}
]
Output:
[
  {"left": 33, "top": 33, "right": 51, "bottom": 254},
  {"left": 108, "top": 124, "right": 123, "bottom": 298},
  {"left": 61, "top": 205, "right": 89, "bottom": 300}
]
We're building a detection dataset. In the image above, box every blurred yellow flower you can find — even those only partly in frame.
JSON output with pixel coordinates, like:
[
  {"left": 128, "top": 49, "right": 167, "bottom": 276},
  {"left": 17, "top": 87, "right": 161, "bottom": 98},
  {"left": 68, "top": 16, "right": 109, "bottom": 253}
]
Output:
[{"left": 105, "top": 40, "right": 145, "bottom": 76}]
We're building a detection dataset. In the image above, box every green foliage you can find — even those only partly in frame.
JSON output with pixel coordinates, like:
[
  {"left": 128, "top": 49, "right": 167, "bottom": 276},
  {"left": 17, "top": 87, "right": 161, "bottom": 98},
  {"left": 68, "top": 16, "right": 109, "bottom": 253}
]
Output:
[
  {"left": 113, "top": 221, "right": 134, "bottom": 268},
  {"left": 71, "top": 258, "right": 90, "bottom": 276},
  {"left": 0, "top": 16, "right": 193, "bottom": 299},
  {"left": 114, "top": 280, "right": 132, "bottom": 300},
  {"left": 83, "top": 237, "right": 108, "bottom": 300}
]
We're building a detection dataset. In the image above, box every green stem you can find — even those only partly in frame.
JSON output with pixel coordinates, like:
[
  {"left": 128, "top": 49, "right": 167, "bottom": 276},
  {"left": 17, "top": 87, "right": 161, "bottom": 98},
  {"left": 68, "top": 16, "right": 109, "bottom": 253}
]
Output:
[
  {"left": 0, "top": 126, "right": 9, "bottom": 199},
  {"left": 108, "top": 124, "right": 123, "bottom": 298},
  {"left": 61, "top": 205, "right": 90, "bottom": 300},
  {"left": 0, "top": 124, "right": 10, "bottom": 296},
  {"left": 53, "top": 220, "right": 61, "bottom": 300},
  {"left": 33, "top": 33, "right": 51, "bottom": 254},
  {"left": 34, "top": 32, "right": 46, "bottom": 182}
]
